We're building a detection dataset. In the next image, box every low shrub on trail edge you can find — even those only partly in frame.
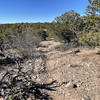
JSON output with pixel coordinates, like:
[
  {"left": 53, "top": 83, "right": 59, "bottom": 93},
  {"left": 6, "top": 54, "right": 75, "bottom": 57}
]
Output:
[{"left": 0, "top": 60, "right": 57, "bottom": 100}]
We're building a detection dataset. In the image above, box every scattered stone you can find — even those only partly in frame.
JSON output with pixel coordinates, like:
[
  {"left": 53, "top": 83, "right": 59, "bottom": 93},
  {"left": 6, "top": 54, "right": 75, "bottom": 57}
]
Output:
[
  {"left": 0, "top": 97, "right": 3, "bottom": 100},
  {"left": 34, "top": 56, "right": 46, "bottom": 74},
  {"left": 65, "top": 82, "right": 77, "bottom": 89},
  {"left": 70, "top": 64, "right": 80, "bottom": 68},
  {"left": 4, "top": 49, "right": 22, "bottom": 59},
  {"left": 68, "top": 49, "right": 80, "bottom": 55},
  {"left": 82, "top": 95, "right": 91, "bottom": 100}
]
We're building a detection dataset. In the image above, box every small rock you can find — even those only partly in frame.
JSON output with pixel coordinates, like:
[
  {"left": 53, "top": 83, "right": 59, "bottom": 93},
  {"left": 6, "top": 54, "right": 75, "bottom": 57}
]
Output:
[
  {"left": 65, "top": 82, "right": 77, "bottom": 89},
  {"left": 0, "top": 97, "right": 3, "bottom": 100},
  {"left": 82, "top": 95, "right": 91, "bottom": 100}
]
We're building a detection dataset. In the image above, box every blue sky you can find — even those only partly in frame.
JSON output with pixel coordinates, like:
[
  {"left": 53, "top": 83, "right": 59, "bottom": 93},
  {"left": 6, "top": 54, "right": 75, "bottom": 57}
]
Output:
[{"left": 0, "top": 0, "right": 89, "bottom": 23}]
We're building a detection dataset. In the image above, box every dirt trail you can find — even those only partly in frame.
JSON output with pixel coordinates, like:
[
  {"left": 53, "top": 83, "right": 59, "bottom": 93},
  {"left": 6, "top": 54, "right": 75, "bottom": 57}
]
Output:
[{"left": 38, "top": 40, "right": 100, "bottom": 100}]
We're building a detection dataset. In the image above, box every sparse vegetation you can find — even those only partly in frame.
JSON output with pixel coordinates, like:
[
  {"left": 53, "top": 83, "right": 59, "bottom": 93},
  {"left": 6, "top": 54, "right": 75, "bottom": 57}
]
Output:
[
  {"left": 0, "top": 11, "right": 100, "bottom": 48},
  {"left": 0, "top": 60, "right": 56, "bottom": 100},
  {"left": 0, "top": 0, "right": 100, "bottom": 100}
]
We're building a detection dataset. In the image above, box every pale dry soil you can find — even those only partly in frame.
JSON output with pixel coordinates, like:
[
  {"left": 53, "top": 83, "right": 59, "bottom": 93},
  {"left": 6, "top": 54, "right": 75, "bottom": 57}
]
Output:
[
  {"left": 37, "top": 40, "right": 100, "bottom": 100},
  {"left": 0, "top": 40, "right": 100, "bottom": 100}
]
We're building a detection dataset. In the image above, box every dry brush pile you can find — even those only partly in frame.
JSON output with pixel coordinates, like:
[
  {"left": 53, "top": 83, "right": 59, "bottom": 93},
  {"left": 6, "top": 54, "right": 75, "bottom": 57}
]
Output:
[
  {"left": 0, "top": 33, "right": 57, "bottom": 100},
  {"left": 0, "top": 60, "right": 56, "bottom": 100}
]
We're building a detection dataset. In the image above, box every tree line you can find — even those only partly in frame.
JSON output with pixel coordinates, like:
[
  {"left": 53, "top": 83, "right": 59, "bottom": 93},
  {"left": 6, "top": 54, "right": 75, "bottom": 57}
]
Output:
[{"left": 0, "top": 0, "right": 100, "bottom": 47}]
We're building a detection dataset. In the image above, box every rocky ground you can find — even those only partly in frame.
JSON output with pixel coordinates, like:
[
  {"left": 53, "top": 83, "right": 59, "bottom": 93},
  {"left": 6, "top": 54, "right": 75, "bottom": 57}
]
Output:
[
  {"left": 0, "top": 40, "right": 100, "bottom": 100},
  {"left": 37, "top": 40, "right": 100, "bottom": 100}
]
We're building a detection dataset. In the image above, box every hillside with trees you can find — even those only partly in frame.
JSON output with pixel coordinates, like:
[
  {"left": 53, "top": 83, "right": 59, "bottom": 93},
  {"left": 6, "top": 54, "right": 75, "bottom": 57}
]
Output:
[{"left": 0, "top": 0, "right": 100, "bottom": 47}]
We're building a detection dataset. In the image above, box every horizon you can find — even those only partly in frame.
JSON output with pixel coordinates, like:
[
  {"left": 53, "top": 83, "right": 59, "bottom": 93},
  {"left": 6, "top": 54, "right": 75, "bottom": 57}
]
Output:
[{"left": 0, "top": 0, "right": 89, "bottom": 24}]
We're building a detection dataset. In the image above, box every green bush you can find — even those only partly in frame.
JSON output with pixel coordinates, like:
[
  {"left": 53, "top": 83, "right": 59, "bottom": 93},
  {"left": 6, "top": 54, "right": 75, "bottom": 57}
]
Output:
[
  {"left": 37, "top": 29, "right": 48, "bottom": 40},
  {"left": 79, "top": 31, "right": 100, "bottom": 47},
  {"left": 54, "top": 23, "right": 77, "bottom": 43}
]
